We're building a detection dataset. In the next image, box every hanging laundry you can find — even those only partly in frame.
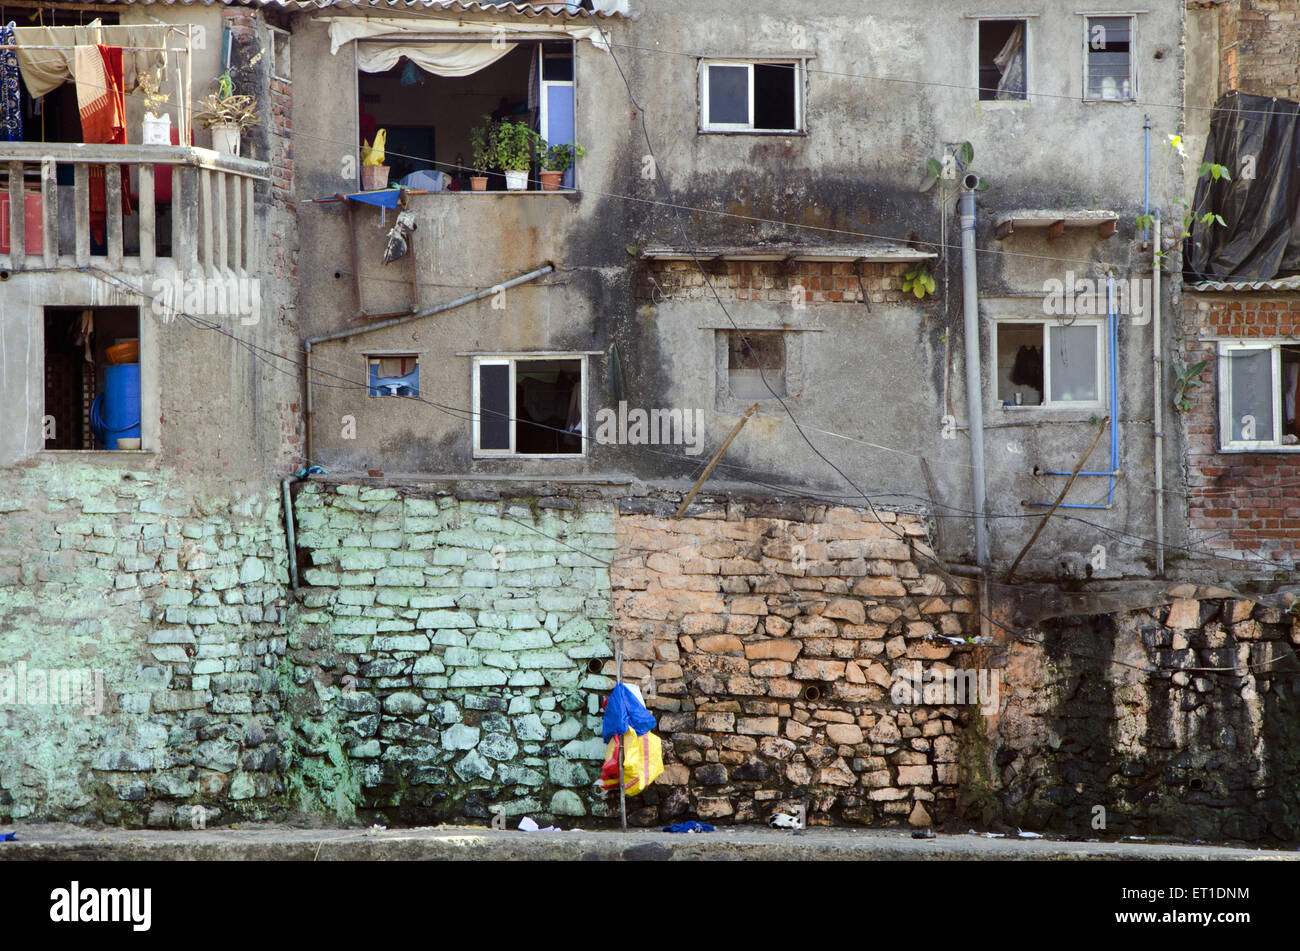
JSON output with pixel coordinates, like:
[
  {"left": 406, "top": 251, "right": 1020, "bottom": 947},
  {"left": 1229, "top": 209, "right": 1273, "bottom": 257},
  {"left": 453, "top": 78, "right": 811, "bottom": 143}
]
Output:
[
  {"left": 0, "top": 22, "right": 21, "bottom": 142},
  {"left": 76, "top": 45, "right": 131, "bottom": 246},
  {"left": 12, "top": 25, "right": 167, "bottom": 98},
  {"left": 1009, "top": 344, "right": 1043, "bottom": 390}
]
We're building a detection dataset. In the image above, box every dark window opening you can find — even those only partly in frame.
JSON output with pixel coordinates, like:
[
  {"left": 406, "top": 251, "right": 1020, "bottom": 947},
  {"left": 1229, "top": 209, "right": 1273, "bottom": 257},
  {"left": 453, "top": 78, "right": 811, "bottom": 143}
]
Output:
[
  {"left": 727, "top": 330, "right": 786, "bottom": 398},
  {"left": 978, "top": 20, "right": 1026, "bottom": 101},
  {"left": 478, "top": 362, "right": 512, "bottom": 451},
  {"left": 358, "top": 40, "right": 575, "bottom": 191},
  {"left": 516, "top": 359, "right": 582, "bottom": 454},
  {"left": 997, "top": 323, "right": 1044, "bottom": 405},
  {"left": 43, "top": 306, "right": 141, "bottom": 450},
  {"left": 753, "top": 63, "right": 797, "bottom": 129}
]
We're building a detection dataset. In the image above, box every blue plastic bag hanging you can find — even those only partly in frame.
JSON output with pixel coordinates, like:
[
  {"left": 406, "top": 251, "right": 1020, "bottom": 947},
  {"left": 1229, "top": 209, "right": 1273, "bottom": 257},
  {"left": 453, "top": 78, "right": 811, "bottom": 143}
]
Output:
[{"left": 602, "top": 682, "right": 656, "bottom": 741}]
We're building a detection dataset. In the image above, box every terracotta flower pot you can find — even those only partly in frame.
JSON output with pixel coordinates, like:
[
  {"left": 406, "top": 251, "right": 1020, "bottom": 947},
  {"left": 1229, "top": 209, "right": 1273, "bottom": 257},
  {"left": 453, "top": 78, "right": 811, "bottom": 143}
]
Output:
[
  {"left": 360, "top": 165, "right": 390, "bottom": 191},
  {"left": 470, "top": 176, "right": 489, "bottom": 191},
  {"left": 540, "top": 170, "right": 564, "bottom": 191}
]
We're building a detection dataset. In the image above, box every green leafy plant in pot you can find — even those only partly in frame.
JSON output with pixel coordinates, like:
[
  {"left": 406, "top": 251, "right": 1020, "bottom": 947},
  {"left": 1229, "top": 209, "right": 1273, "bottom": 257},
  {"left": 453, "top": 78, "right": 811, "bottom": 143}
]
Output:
[
  {"left": 468, "top": 117, "right": 498, "bottom": 191},
  {"left": 493, "top": 119, "right": 541, "bottom": 191},
  {"left": 538, "top": 141, "right": 586, "bottom": 191}
]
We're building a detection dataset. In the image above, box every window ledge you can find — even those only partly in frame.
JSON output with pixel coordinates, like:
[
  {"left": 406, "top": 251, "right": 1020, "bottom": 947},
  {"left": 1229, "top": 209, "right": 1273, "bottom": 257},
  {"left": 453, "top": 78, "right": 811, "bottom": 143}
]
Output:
[
  {"left": 440, "top": 189, "right": 580, "bottom": 196},
  {"left": 1216, "top": 445, "right": 1300, "bottom": 454},
  {"left": 697, "top": 129, "right": 808, "bottom": 136},
  {"left": 39, "top": 450, "right": 156, "bottom": 458}
]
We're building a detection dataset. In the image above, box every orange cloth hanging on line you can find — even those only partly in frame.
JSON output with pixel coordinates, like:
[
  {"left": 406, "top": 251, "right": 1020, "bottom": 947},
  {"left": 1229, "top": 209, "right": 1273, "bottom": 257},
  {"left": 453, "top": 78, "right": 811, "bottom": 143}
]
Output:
[{"left": 75, "top": 44, "right": 131, "bottom": 245}]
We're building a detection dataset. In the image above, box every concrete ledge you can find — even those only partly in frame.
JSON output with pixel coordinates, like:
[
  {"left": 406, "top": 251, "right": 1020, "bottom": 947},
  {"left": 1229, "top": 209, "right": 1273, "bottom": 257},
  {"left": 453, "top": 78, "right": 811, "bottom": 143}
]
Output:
[{"left": 2, "top": 824, "right": 1296, "bottom": 861}]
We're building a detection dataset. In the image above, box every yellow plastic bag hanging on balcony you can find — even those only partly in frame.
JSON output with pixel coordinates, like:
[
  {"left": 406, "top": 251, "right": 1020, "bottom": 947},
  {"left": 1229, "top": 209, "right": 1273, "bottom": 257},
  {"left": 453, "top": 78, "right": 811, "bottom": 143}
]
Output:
[{"left": 602, "top": 728, "right": 662, "bottom": 797}]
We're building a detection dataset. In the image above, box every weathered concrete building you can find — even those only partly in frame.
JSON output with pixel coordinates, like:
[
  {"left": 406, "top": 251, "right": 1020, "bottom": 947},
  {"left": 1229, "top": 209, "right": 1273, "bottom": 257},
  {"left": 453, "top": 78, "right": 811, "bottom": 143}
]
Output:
[{"left": 0, "top": 0, "right": 1296, "bottom": 842}]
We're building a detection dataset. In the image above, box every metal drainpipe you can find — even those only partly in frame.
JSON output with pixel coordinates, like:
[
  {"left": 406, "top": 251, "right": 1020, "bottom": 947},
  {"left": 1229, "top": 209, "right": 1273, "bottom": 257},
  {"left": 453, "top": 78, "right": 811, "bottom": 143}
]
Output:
[
  {"left": 1152, "top": 214, "right": 1165, "bottom": 575},
  {"left": 301, "top": 263, "right": 556, "bottom": 467},
  {"left": 959, "top": 176, "right": 989, "bottom": 567}
]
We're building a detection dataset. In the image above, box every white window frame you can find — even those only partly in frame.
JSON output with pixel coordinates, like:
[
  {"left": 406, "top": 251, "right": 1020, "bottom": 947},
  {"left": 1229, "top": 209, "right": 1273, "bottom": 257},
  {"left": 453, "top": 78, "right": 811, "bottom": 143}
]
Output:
[
  {"left": 1217, "top": 341, "right": 1300, "bottom": 452},
  {"left": 471, "top": 354, "right": 588, "bottom": 459},
  {"left": 993, "top": 317, "right": 1107, "bottom": 411},
  {"left": 1081, "top": 14, "right": 1137, "bottom": 102},
  {"left": 699, "top": 58, "right": 805, "bottom": 133},
  {"left": 270, "top": 26, "right": 291, "bottom": 82}
]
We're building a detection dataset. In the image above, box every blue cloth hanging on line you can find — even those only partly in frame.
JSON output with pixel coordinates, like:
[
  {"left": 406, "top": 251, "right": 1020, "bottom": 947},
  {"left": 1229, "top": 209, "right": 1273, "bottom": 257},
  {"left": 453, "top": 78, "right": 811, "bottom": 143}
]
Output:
[
  {"left": 602, "top": 682, "right": 656, "bottom": 741},
  {"left": 0, "top": 23, "right": 22, "bottom": 142}
]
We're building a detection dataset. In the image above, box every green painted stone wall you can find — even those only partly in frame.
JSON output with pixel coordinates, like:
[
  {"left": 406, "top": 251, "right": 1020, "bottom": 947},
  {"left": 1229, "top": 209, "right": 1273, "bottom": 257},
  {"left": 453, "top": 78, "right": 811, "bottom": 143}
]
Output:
[
  {"left": 0, "top": 462, "right": 292, "bottom": 826},
  {"left": 286, "top": 483, "right": 617, "bottom": 825}
]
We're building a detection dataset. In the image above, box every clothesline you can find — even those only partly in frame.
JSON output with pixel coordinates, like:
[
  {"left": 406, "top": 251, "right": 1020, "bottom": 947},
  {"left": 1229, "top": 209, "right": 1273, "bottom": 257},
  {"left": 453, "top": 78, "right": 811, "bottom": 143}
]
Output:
[{"left": 0, "top": 45, "right": 186, "bottom": 52}]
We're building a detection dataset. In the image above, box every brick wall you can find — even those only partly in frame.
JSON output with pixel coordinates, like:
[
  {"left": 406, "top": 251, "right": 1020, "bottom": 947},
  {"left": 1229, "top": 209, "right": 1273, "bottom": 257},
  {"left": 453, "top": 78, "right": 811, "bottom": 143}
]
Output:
[
  {"left": 639, "top": 260, "right": 912, "bottom": 305},
  {"left": 1218, "top": 0, "right": 1300, "bottom": 100},
  {"left": 613, "top": 499, "right": 979, "bottom": 827},
  {"left": 1182, "top": 295, "right": 1300, "bottom": 565}
]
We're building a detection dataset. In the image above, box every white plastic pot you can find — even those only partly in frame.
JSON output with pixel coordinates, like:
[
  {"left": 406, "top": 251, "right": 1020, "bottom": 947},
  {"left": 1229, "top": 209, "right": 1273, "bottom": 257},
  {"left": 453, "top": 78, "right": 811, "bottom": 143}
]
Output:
[
  {"left": 142, "top": 112, "right": 171, "bottom": 145},
  {"left": 211, "top": 122, "right": 241, "bottom": 156},
  {"left": 504, "top": 169, "right": 529, "bottom": 191}
]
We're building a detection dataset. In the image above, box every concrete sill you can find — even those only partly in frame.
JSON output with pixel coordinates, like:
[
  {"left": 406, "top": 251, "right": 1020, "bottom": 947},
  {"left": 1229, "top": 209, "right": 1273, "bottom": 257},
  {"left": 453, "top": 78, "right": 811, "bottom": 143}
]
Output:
[
  {"left": 39, "top": 450, "right": 156, "bottom": 458},
  {"left": 434, "top": 190, "right": 579, "bottom": 196}
]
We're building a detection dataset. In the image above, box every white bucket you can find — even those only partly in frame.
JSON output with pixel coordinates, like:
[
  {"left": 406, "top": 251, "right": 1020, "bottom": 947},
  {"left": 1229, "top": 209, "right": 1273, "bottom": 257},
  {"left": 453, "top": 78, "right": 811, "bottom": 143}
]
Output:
[
  {"left": 211, "top": 123, "right": 241, "bottom": 156},
  {"left": 142, "top": 112, "right": 171, "bottom": 145},
  {"left": 504, "top": 169, "right": 529, "bottom": 191}
]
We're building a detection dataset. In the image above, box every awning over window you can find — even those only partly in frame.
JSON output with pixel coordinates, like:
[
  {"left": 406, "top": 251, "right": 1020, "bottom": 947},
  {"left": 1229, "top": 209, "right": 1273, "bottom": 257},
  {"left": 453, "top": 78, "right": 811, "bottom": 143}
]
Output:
[{"left": 326, "top": 16, "right": 611, "bottom": 76}]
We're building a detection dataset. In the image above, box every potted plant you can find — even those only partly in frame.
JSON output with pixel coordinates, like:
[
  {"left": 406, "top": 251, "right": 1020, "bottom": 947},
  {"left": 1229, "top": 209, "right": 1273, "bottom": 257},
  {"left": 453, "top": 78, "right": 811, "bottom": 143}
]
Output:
[
  {"left": 493, "top": 119, "right": 540, "bottom": 191},
  {"left": 469, "top": 118, "right": 497, "bottom": 191},
  {"left": 538, "top": 140, "right": 586, "bottom": 190},
  {"left": 194, "top": 74, "right": 259, "bottom": 156}
]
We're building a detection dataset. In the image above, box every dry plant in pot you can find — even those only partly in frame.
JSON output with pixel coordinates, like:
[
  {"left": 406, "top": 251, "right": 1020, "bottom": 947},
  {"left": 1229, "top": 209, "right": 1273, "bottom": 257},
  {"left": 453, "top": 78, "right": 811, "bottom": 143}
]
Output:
[{"left": 194, "top": 75, "right": 260, "bottom": 157}]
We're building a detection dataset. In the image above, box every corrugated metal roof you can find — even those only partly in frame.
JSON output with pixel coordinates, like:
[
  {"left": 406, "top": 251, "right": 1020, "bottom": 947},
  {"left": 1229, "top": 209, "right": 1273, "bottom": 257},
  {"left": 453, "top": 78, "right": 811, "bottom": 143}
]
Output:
[
  {"left": 71, "top": 0, "right": 623, "bottom": 14},
  {"left": 1187, "top": 276, "right": 1300, "bottom": 292}
]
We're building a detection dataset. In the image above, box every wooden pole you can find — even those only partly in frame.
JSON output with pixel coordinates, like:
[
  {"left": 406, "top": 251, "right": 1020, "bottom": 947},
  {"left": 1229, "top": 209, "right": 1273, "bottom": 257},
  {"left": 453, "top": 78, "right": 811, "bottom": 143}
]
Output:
[
  {"left": 616, "top": 637, "right": 626, "bottom": 833},
  {"left": 675, "top": 403, "right": 759, "bottom": 518},
  {"left": 1005, "top": 418, "right": 1109, "bottom": 583}
]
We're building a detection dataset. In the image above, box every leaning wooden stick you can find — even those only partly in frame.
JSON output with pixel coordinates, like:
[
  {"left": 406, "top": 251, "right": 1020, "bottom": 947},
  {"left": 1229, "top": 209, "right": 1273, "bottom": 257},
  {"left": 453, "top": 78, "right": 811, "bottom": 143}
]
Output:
[{"left": 675, "top": 403, "right": 760, "bottom": 518}]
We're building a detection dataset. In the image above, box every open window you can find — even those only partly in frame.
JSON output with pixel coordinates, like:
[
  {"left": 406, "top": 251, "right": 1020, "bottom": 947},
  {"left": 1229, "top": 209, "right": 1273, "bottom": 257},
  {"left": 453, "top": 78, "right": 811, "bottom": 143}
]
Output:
[
  {"left": 995, "top": 319, "right": 1103, "bottom": 408},
  {"left": 725, "top": 330, "right": 786, "bottom": 398},
  {"left": 1218, "top": 342, "right": 1300, "bottom": 450},
  {"left": 356, "top": 40, "right": 576, "bottom": 190},
  {"left": 473, "top": 355, "right": 585, "bottom": 457},
  {"left": 367, "top": 353, "right": 420, "bottom": 397},
  {"left": 978, "top": 20, "right": 1027, "bottom": 101},
  {"left": 43, "top": 306, "right": 143, "bottom": 451},
  {"left": 1085, "top": 16, "right": 1135, "bottom": 101},
  {"left": 700, "top": 60, "right": 803, "bottom": 133}
]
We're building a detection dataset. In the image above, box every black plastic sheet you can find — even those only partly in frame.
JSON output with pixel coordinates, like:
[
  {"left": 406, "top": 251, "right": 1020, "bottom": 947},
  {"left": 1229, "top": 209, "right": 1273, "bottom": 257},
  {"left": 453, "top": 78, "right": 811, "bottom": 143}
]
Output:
[{"left": 1184, "top": 91, "right": 1300, "bottom": 282}]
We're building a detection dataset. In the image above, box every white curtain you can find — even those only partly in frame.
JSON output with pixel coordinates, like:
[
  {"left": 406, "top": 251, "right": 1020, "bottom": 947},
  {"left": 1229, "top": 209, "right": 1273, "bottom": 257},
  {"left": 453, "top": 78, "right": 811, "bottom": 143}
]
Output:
[
  {"left": 356, "top": 40, "right": 516, "bottom": 76},
  {"left": 326, "top": 17, "right": 611, "bottom": 58}
]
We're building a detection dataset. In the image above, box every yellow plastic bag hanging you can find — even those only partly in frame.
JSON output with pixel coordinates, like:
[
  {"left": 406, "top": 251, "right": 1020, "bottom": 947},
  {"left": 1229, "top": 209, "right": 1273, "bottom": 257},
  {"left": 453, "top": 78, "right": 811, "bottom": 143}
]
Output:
[{"left": 622, "top": 729, "right": 663, "bottom": 797}]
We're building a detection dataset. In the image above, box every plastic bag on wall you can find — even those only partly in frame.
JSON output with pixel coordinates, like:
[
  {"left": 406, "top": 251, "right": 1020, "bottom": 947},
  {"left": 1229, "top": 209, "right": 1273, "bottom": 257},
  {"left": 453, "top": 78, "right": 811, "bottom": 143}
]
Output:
[{"left": 599, "top": 728, "right": 664, "bottom": 797}]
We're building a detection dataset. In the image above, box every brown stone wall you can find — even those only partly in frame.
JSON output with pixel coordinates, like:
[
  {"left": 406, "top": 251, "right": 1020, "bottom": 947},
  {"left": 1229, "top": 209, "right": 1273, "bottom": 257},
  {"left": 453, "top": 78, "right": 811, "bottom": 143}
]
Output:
[
  {"left": 1182, "top": 295, "right": 1300, "bottom": 564},
  {"left": 1218, "top": 0, "right": 1300, "bottom": 100},
  {"left": 609, "top": 498, "right": 980, "bottom": 827},
  {"left": 638, "top": 260, "right": 911, "bottom": 305}
]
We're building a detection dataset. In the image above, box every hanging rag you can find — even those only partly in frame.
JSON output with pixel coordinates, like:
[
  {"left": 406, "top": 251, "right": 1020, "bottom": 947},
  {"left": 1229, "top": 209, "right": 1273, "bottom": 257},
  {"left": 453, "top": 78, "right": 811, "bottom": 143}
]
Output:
[
  {"left": 663, "top": 821, "right": 715, "bottom": 834},
  {"left": 76, "top": 44, "right": 132, "bottom": 246},
  {"left": 993, "top": 23, "right": 1026, "bottom": 100},
  {"left": 1009, "top": 344, "right": 1043, "bottom": 390},
  {"left": 1, "top": 22, "right": 21, "bottom": 141},
  {"left": 75, "top": 309, "right": 94, "bottom": 364}
]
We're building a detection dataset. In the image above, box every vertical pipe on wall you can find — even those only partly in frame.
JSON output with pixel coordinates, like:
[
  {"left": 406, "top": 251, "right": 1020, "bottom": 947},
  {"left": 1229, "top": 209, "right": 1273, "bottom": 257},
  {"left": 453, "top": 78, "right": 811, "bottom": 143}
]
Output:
[
  {"left": 1152, "top": 214, "right": 1165, "bottom": 575},
  {"left": 959, "top": 179, "right": 989, "bottom": 567}
]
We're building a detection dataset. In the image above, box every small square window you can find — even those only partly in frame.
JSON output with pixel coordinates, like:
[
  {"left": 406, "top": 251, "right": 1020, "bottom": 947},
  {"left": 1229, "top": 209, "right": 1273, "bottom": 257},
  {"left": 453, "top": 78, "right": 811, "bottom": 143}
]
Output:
[
  {"left": 473, "top": 356, "right": 585, "bottom": 456},
  {"left": 43, "top": 307, "right": 144, "bottom": 451},
  {"left": 1085, "top": 16, "right": 1134, "bottom": 101},
  {"left": 1218, "top": 342, "right": 1300, "bottom": 450},
  {"left": 726, "top": 330, "right": 786, "bottom": 399},
  {"left": 270, "top": 27, "right": 291, "bottom": 82},
  {"left": 368, "top": 354, "right": 419, "bottom": 397},
  {"left": 701, "top": 60, "right": 802, "bottom": 132},
  {"left": 995, "top": 320, "right": 1103, "bottom": 408},
  {"left": 978, "top": 20, "right": 1026, "bottom": 101}
]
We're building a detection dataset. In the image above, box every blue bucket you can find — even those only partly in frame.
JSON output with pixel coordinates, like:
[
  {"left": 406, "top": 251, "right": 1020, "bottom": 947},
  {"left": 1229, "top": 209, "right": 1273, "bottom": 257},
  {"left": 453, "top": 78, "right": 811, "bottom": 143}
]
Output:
[{"left": 90, "top": 363, "right": 141, "bottom": 450}]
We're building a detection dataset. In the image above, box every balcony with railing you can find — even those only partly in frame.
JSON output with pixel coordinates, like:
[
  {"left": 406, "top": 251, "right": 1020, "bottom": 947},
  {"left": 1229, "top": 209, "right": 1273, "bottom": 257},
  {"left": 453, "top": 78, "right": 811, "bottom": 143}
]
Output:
[{"left": 0, "top": 142, "right": 269, "bottom": 278}]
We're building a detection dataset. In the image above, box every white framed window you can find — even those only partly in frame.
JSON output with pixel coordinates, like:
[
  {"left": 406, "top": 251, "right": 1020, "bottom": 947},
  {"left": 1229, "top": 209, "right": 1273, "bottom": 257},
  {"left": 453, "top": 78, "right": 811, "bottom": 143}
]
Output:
[
  {"left": 1217, "top": 342, "right": 1300, "bottom": 451},
  {"left": 994, "top": 318, "right": 1105, "bottom": 409},
  {"left": 1083, "top": 15, "right": 1136, "bottom": 101},
  {"left": 700, "top": 59, "right": 803, "bottom": 133},
  {"left": 473, "top": 355, "right": 587, "bottom": 457},
  {"left": 270, "top": 26, "right": 291, "bottom": 82}
]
